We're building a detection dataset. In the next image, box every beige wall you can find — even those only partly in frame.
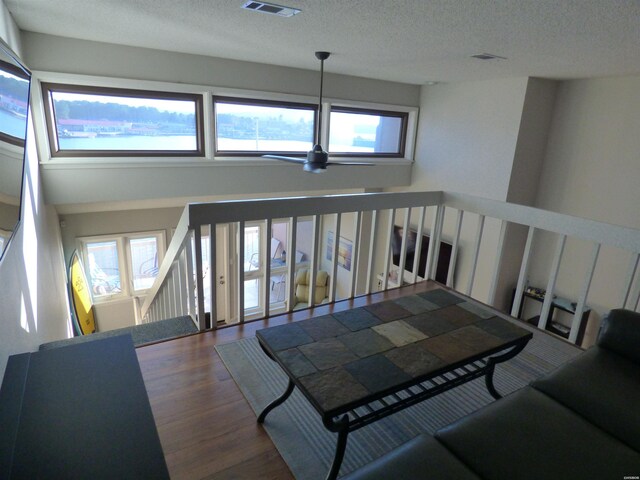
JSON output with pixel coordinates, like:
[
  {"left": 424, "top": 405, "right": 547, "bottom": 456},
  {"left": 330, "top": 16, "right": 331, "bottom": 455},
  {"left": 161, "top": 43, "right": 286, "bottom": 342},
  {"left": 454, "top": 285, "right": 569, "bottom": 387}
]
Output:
[
  {"left": 22, "top": 33, "right": 420, "bottom": 107},
  {"left": 58, "top": 207, "right": 183, "bottom": 330},
  {"left": 528, "top": 75, "right": 640, "bottom": 344},
  {"left": 393, "top": 78, "right": 530, "bottom": 304},
  {"left": 409, "top": 77, "right": 529, "bottom": 198},
  {"left": 59, "top": 207, "right": 183, "bottom": 265},
  {"left": 23, "top": 33, "right": 417, "bottom": 206}
]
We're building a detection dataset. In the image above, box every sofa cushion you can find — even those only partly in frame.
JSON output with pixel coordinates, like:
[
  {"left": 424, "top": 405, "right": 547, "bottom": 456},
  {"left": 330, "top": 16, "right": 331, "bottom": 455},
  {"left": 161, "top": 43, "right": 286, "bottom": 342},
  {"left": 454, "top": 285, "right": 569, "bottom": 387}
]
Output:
[
  {"left": 597, "top": 309, "right": 640, "bottom": 364},
  {"left": 340, "top": 433, "right": 480, "bottom": 480},
  {"left": 435, "top": 387, "right": 640, "bottom": 480},
  {"left": 532, "top": 346, "right": 640, "bottom": 452},
  {"left": 295, "top": 269, "right": 328, "bottom": 303}
]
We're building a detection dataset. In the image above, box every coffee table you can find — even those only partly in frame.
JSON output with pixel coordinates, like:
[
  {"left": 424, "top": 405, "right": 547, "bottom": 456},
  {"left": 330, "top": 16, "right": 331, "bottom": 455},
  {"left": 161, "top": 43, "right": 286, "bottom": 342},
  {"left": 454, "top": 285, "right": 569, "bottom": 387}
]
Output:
[{"left": 256, "top": 288, "right": 532, "bottom": 480}]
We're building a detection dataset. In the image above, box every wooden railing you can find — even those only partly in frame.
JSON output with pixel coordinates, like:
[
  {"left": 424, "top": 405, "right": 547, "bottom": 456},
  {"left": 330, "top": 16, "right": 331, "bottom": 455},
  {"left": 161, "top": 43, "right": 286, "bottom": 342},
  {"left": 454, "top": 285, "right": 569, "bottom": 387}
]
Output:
[{"left": 140, "top": 191, "right": 640, "bottom": 345}]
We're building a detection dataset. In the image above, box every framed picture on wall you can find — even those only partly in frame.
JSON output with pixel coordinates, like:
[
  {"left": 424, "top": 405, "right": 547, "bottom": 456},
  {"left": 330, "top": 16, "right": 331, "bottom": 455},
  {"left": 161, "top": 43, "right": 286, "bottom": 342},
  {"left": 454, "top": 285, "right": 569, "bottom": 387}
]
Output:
[{"left": 327, "top": 231, "right": 353, "bottom": 271}]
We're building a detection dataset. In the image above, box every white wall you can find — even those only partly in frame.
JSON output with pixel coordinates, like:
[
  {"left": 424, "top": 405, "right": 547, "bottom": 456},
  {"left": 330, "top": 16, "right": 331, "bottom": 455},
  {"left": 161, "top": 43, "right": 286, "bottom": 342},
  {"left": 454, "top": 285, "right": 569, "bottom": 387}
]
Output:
[
  {"left": 0, "top": 82, "right": 70, "bottom": 375},
  {"left": 390, "top": 78, "right": 530, "bottom": 303},
  {"left": 0, "top": 1, "right": 20, "bottom": 56},
  {"left": 0, "top": 5, "right": 70, "bottom": 376},
  {"left": 528, "top": 75, "right": 640, "bottom": 345},
  {"left": 409, "top": 78, "right": 529, "bottom": 198}
]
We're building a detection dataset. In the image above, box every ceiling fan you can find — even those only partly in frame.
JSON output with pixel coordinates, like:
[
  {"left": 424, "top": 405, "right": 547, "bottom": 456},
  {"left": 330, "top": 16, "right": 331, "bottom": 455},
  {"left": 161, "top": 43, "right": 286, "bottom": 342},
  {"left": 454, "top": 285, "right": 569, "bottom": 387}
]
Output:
[{"left": 263, "top": 51, "right": 374, "bottom": 173}]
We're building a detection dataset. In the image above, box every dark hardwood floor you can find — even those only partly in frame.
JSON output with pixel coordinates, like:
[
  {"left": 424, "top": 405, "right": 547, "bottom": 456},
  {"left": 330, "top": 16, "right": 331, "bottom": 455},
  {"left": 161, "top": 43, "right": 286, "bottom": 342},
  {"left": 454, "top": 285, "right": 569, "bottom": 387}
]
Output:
[{"left": 136, "top": 282, "right": 440, "bottom": 479}]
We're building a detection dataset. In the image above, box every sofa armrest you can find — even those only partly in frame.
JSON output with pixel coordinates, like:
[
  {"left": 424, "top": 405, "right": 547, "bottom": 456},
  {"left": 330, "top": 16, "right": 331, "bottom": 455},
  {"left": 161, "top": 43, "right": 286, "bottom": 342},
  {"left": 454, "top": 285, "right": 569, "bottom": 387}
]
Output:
[{"left": 597, "top": 309, "right": 640, "bottom": 364}]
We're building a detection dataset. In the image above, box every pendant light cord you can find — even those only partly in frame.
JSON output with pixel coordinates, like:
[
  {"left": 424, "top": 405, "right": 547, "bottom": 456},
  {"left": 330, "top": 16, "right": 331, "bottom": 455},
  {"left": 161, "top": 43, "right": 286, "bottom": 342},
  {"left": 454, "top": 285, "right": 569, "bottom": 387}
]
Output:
[
  {"left": 314, "top": 51, "right": 330, "bottom": 147},
  {"left": 317, "top": 57, "right": 324, "bottom": 145}
]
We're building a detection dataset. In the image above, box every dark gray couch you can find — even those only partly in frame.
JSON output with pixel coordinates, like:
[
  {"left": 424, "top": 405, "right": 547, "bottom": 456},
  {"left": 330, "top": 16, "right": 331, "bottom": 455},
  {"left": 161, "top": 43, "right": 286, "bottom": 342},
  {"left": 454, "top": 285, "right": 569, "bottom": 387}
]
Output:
[{"left": 343, "top": 309, "right": 640, "bottom": 480}]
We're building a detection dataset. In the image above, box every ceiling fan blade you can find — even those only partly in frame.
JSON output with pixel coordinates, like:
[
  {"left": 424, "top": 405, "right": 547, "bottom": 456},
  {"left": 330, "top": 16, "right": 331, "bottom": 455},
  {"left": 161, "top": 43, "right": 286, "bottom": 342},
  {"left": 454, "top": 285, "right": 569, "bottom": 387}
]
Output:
[
  {"left": 326, "top": 161, "right": 375, "bottom": 166},
  {"left": 263, "top": 155, "right": 306, "bottom": 164}
]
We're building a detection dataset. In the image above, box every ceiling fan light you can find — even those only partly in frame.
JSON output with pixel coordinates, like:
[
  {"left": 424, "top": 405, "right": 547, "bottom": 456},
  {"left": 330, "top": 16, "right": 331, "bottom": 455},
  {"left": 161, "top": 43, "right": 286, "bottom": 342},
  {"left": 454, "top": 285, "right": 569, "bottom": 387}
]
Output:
[{"left": 304, "top": 163, "right": 327, "bottom": 173}]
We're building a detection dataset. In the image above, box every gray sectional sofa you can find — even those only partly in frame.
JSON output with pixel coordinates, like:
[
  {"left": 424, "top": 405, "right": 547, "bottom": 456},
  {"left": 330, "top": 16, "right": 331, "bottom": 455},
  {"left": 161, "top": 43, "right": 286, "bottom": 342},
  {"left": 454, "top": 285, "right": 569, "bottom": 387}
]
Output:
[{"left": 343, "top": 309, "right": 640, "bottom": 480}]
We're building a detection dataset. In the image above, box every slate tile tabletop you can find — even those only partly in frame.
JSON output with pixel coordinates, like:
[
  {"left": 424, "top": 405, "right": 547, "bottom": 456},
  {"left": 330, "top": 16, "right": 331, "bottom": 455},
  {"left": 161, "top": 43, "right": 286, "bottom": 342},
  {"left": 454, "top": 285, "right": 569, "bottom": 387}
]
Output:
[{"left": 256, "top": 287, "right": 531, "bottom": 414}]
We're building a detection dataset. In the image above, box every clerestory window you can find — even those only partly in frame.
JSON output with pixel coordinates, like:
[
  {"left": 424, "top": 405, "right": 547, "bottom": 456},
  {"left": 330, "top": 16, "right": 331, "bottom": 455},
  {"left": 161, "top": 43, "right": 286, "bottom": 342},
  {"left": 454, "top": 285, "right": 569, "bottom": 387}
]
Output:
[
  {"left": 329, "top": 106, "right": 408, "bottom": 157},
  {"left": 213, "top": 96, "right": 317, "bottom": 156},
  {"left": 41, "top": 83, "right": 204, "bottom": 157}
]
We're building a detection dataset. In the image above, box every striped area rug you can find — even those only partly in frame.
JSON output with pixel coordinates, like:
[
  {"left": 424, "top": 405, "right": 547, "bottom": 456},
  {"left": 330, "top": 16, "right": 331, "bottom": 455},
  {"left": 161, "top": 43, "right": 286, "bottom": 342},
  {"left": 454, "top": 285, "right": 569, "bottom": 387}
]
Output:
[{"left": 216, "top": 320, "right": 581, "bottom": 479}]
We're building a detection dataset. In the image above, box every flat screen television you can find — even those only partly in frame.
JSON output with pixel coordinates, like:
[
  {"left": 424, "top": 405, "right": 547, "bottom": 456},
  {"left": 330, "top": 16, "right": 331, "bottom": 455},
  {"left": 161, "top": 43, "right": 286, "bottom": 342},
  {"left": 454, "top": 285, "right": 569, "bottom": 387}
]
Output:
[{"left": 391, "top": 226, "right": 453, "bottom": 284}]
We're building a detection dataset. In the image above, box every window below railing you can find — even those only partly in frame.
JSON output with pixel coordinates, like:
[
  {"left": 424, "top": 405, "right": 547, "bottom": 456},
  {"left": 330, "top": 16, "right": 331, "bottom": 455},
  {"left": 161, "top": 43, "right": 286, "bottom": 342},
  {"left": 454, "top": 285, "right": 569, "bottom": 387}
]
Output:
[{"left": 77, "top": 230, "right": 166, "bottom": 302}]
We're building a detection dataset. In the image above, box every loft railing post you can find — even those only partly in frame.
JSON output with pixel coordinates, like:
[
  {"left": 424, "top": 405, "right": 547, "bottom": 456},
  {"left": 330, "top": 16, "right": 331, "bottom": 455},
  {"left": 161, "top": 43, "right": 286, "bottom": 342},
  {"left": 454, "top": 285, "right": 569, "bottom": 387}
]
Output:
[
  {"left": 209, "top": 225, "right": 217, "bottom": 328},
  {"left": 286, "top": 217, "right": 298, "bottom": 312},
  {"left": 178, "top": 247, "right": 187, "bottom": 317},
  {"left": 465, "top": 214, "right": 485, "bottom": 295},
  {"left": 398, "top": 208, "right": 411, "bottom": 285},
  {"left": 446, "top": 209, "right": 463, "bottom": 288},
  {"left": 238, "top": 221, "right": 245, "bottom": 323},
  {"left": 365, "top": 210, "right": 378, "bottom": 294},
  {"left": 309, "top": 215, "right": 321, "bottom": 306},
  {"left": 569, "top": 243, "right": 600, "bottom": 343},
  {"left": 539, "top": 234, "right": 567, "bottom": 330},
  {"left": 429, "top": 204, "right": 444, "bottom": 280},
  {"left": 185, "top": 231, "right": 197, "bottom": 325},
  {"left": 425, "top": 205, "right": 444, "bottom": 282},
  {"left": 411, "top": 206, "right": 426, "bottom": 284},
  {"left": 621, "top": 252, "right": 640, "bottom": 309},
  {"left": 329, "top": 213, "right": 341, "bottom": 303},
  {"left": 487, "top": 219, "right": 507, "bottom": 307},
  {"left": 264, "top": 218, "right": 273, "bottom": 318},
  {"left": 194, "top": 226, "right": 206, "bottom": 331},
  {"left": 170, "top": 266, "right": 178, "bottom": 318},
  {"left": 382, "top": 209, "right": 396, "bottom": 290},
  {"left": 349, "top": 211, "right": 362, "bottom": 297},
  {"left": 511, "top": 226, "right": 536, "bottom": 318}
]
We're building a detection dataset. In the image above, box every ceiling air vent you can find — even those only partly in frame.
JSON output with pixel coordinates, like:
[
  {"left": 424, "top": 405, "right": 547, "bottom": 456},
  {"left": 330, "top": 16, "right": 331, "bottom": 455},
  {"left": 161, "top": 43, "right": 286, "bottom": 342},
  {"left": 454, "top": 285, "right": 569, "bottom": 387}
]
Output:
[
  {"left": 241, "top": 1, "right": 301, "bottom": 17},
  {"left": 471, "top": 53, "right": 507, "bottom": 60}
]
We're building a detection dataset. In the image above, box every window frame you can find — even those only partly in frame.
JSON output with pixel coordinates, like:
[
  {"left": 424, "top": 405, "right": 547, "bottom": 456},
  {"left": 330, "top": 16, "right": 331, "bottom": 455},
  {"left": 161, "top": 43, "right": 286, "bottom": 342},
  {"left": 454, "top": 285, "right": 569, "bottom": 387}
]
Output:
[
  {"left": 41, "top": 82, "right": 205, "bottom": 158},
  {"left": 213, "top": 95, "right": 318, "bottom": 157},
  {"left": 124, "top": 231, "right": 166, "bottom": 295},
  {"left": 328, "top": 105, "right": 409, "bottom": 158},
  {"left": 78, "top": 230, "right": 166, "bottom": 303},
  {"left": 0, "top": 58, "right": 30, "bottom": 147},
  {"left": 79, "top": 236, "right": 127, "bottom": 303}
]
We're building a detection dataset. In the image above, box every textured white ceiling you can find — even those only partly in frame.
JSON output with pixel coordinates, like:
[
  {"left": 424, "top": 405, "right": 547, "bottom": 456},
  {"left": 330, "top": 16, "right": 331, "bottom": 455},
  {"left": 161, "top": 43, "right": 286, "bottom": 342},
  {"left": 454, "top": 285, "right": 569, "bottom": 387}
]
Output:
[{"left": 6, "top": 0, "right": 640, "bottom": 84}]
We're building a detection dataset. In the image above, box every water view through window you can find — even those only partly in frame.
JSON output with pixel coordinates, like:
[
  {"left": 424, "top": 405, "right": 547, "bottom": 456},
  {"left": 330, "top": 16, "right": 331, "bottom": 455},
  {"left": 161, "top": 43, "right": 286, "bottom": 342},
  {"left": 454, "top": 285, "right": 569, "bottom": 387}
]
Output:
[
  {"left": 215, "top": 99, "right": 315, "bottom": 154},
  {"left": 44, "top": 85, "right": 201, "bottom": 154},
  {"left": 0, "top": 69, "right": 29, "bottom": 142},
  {"left": 329, "top": 109, "right": 406, "bottom": 155}
]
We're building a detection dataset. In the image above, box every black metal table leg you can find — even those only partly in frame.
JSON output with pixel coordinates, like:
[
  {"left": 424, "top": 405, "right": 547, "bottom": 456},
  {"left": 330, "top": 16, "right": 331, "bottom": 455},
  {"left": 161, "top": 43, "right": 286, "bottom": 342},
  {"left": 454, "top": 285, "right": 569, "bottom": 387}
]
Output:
[
  {"left": 484, "top": 340, "right": 528, "bottom": 400},
  {"left": 257, "top": 378, "right": 295, "bottom": 423},
  {"left": 485, "top": 363, "right": 501, "bottom": 399},
  {"left": 324, "top": 414, "right": 350, "bottom": 480}
]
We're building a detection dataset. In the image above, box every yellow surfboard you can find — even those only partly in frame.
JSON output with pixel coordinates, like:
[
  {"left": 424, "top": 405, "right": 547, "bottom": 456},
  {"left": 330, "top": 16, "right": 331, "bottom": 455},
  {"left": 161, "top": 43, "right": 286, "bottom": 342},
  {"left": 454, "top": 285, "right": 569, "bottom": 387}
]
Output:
[{"left": 69, "top": 250, "right": 96, "bottom": 335}]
